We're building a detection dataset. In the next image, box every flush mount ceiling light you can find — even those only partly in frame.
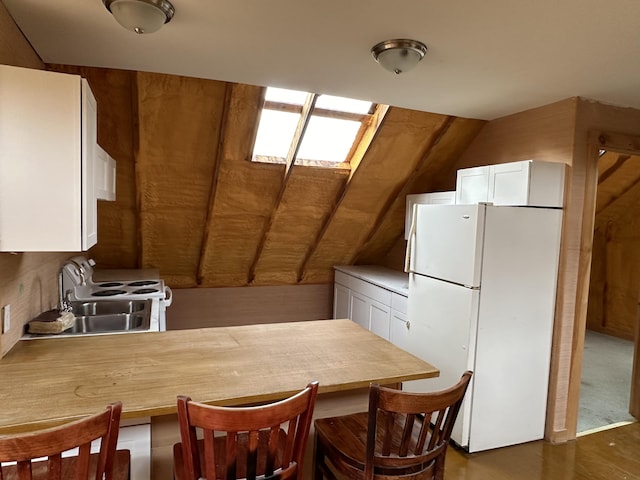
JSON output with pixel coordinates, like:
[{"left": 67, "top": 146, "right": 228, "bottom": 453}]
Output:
[
  {"left": 103, "top": 0, "right": 175, "bottom": 34},
  {"left": 371, "top": 39, "right": 428, "bottom": 75}
]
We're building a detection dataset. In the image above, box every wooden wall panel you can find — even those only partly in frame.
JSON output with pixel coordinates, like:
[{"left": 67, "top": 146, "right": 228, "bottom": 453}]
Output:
[
  {"left": 588, "top": 216, "right": 640, "bottom": 340},
  {"left": 587, "top": 153, "right": 640, "bottom": 340},
  {"left": 0, "top": 2, "right": 69, "bottom": 357},
  {"left": 253, "top": 167, "right": 348, "bottom": 285},
  {"left": 301, "top": 108, "right": 450, "bottom": 283},
  {"left": 166, "top": 284, "right": 332, "bottom": 330},
  {"left": 0, "top": 1, "right": 43, "bottom": 70},
  {"left": 136, "top": 72, "right": 227, "bottom": 286}
]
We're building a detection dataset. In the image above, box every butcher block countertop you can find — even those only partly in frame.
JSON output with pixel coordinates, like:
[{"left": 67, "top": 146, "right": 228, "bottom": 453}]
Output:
[{"left": 0, "top": 319, "right": 438, "bottom": 435}]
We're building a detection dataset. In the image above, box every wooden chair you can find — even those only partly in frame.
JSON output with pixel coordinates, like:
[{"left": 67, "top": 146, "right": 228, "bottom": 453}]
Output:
[
  {"left": 314, "top": 372, "right": 472, "bottom": 480},
  {"left": 173, "top": 381, "right": 319, "bottom": 480},
  {"left": 0, "top": 401, "right": 130, "bottom": 480}
]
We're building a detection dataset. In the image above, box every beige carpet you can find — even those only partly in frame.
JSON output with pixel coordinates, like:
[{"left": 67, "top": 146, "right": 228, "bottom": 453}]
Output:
[{"left": 578, "top": 330, "right": 635, "bottom": 432}]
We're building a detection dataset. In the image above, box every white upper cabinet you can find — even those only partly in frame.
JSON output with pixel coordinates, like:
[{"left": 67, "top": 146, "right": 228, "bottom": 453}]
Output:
[
  {"left": 0, "top": 66, "right": 99, "bottom": 252},
  {"left": 95, "top": 145, "right": 117, "bottom": 202},
  {"left": 404, "top": 191, "right": 455, "bottom": 239},
  {"left": 455, "top": 160, "right": 566, "bottom": 208}
]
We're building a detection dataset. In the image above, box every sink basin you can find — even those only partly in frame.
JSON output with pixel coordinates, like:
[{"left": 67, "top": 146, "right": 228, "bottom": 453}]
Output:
[
  {"left": 66, "top": 313, "right": 149, "bottom": 334},
  {"left": 59, "top": 299, "right": 152, "bottom": 335},
  {"left": 69, "top": 299, "right": 150, "bottom": 316}
]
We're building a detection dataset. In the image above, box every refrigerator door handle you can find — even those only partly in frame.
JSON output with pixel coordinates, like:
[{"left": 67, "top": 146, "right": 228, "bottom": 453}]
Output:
[{"left": 404, "top": 203, "right": 418, "bottom": 273}]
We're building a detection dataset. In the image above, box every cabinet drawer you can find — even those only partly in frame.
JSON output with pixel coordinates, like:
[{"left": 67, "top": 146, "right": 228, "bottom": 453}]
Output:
[
  {"left": 334, "top": 270, "right": 351, "bottom": 287},
  {"left": 349, "top": 277, "right": 392, "bottom": 305},
  {"left": 391, "top": 293, "right": 408, "bottom": 315}
]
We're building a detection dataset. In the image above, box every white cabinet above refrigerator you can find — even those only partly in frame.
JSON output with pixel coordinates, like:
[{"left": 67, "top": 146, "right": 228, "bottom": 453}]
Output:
[
  {"left": 455, "top": 160, "right": 566, "bottom": 207},
  {"left": 404, "top": 191, "right": 455, "bottom": 239}
]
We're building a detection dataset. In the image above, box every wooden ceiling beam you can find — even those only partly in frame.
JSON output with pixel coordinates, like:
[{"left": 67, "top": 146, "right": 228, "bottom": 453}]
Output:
[
  {"left": 246, "top": 94, "right": 317, "bottom": 284},
  {"left": 264, "top": 100, "right": 371, "bottom": 122},
  {"left": 598, "top": 154, "right": 630, "bottom": 184},
  {"left": 296, "top": 105, "right": 390, "bottom": 282},
  {"left": 352, "top": 116, "right": 456, "bottom": 263},
  {"left": 284, "top": 94, "right": 317, "bottom": 175},
  {"left": 196, "top": 83, "right": 236, "bottom": 285},
  {"left": 596, "top": 174, "right": 640, "bottom": 217}
]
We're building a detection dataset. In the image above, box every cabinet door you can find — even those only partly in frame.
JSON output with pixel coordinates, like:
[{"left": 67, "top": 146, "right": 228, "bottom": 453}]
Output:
[
  {"left": 82, "top": 79, "right": 98, "bottom": 250},
  {"left": 96, "top": 145, "right": 117, "bottom": 201},
  {"left": 390, "top": 309, "right": 410, "bottom": 350},
  {"left": 350, "top": 291, "right": 369, "bottom": 330},
  {"left": 369, "top": 300, "right": 391, "bottom": 340},
  {"left": 333, "top": 283, "right": 350, "bottom": 319},
  {"left": 455, "top": 165, "right": 490, "bottom": 204}
]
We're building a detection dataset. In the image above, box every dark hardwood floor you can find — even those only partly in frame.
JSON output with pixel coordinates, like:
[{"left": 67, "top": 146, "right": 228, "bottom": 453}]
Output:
[{"left": 445, "top": 422, "right": 640, "bottom": 479}]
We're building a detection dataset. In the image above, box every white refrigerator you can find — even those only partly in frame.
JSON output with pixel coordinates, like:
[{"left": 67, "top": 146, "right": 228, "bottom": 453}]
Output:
[{"left": 404, "top": 203, "right": 562, "bottom": 452}]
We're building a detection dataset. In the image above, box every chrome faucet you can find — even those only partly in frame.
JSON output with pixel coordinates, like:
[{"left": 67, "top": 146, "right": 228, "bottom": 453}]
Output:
[
  {"left": 57, "top": 260, "right": 86, "bottom": 312},
  {"left": 57, "top": 270, "right": 73, "bottom": 312}
]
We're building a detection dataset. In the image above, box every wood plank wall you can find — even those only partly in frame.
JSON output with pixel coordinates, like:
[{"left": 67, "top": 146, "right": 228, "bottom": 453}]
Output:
[
  {"left": 0, "top": 1, "right": 72, "bottom": 357},
  {"left": 587, "top": 152, "right": 640, "bottom": 340}
]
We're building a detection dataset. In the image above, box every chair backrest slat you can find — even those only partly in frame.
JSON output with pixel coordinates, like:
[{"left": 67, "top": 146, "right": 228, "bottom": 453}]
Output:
[
  {"left": 0, "top": 402, "right": 124, "bottom": 480},
  {"left": 176, "top": 381, "right": 318, "bottom": 480},
  {"left": 365, "top": 371, "right": 473, "bottom": 479}
]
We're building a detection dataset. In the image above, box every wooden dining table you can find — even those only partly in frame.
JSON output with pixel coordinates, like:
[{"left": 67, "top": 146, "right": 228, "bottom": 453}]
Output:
[
  {"left": 0, "top": 319, "right": 439, "bottom": 479},
  {"left": 0, "top": 319, "right": 438, "bottom": 434}
]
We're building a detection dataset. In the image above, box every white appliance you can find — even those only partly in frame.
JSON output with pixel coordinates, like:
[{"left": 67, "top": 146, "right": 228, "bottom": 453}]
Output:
[
  {"left": 61, "top": 256, "right": 172, "bottom": 331},
  {"left": 404, "top": 203, "right": 562, "bottom": 452}
]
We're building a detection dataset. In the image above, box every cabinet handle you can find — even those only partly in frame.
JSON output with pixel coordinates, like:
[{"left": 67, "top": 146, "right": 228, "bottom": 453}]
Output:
[{"left": 406, "top": 321, "right": 410, "bottom": 330}]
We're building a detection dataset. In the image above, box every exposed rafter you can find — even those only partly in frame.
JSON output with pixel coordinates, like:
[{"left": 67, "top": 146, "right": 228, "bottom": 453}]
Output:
[
  {"left": 196, "top": 83, "right": 236, "bottom": 285},
  {"left": 352, "top": 116, "right": 456, "bottom": 263},
  {"left": 295, "top": 105, "right": 390, "bottom": 282},
  {"left": 598, "top": 154, "right": 630, "bottom": 185}
]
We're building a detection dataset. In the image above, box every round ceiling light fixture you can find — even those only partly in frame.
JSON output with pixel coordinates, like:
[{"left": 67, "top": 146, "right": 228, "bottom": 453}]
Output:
[
  {"left": 103, "top": 0, "right": 175, "bottom": 34},
  {"left": 371, "top": 39, "right": 428, "bottom": 75}
]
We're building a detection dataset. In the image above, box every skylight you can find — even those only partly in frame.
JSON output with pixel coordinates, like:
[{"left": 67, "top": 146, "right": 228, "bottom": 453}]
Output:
[{"left": 252, "top": 87, "right": 378, "bottom": 168}]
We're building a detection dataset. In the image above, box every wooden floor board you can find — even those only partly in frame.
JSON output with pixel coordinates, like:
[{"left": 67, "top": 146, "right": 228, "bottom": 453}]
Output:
[{"left": 445, "top": 422, "right": 640, "bottom": 479}]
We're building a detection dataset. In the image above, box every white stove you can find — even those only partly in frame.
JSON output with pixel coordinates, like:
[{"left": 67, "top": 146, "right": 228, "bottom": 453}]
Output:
[{"left": 61, "top": 256, "right": 172, "bottom": 331}]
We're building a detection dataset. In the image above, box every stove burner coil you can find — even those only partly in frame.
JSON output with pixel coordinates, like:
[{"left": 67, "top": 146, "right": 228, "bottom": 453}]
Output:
[
  {"left": 127, "top": 280, "right": 159, "bottom": 287},
  {"left": 131, "top": 288, "right": 159, "bottom": 295},
  {"left": 91, "top": 289, "right": 127, "bottom": 297},
  {"left": 98, "top": 282, "right": 125, "bottom": 288}
]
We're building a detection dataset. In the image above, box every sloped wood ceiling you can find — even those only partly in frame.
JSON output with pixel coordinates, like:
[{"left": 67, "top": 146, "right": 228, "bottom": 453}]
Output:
[{"left": 48, "top": 65, "right": 485, "bottom": 288}]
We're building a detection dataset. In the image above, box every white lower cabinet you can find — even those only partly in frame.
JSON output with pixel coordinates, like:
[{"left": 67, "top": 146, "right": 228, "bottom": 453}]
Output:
[
  {"left": 333, "top": 282, "right": 350, "bottom": 320},
  {"left": 333, "top": 268, "right": 405, "bottom": 342},
  {"left": 349, "top": 291, "right": 370, "bottom": 330},
  {"left": 369, "top": 300, "right": 391, "bottom": 339},
  {"left": 390, "top": 309, "right": 410, "bottom": 351}
]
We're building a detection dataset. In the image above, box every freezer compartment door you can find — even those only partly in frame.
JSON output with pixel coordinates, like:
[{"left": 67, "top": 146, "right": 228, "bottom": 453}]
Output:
[
  {"left": 406, "top": 273, "right": 479, "bottom": 448},
  {"left": 411, "top": 204, "right": 485, "bottom": 287}
]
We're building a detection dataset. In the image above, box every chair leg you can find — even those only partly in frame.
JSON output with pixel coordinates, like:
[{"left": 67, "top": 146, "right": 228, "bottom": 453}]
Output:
[{"left": 314, "top": 435, "right": 325, "bottom": 480}]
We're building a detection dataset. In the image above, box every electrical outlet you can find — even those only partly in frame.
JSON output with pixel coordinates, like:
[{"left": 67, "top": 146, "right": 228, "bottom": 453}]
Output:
[{"left": 2, "top": 305, "right": 10, "bottom": 333}]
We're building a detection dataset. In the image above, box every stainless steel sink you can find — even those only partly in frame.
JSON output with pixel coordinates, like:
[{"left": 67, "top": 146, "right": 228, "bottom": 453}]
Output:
[
  {"left": 66, "top": 313, "right": 149, "bottom": 334},
  {"left": 37, "top": 299, "right": 154, "bottom": 336},
  {"left": 69, "top": 299, "right": 150, "bottom": 316}
]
